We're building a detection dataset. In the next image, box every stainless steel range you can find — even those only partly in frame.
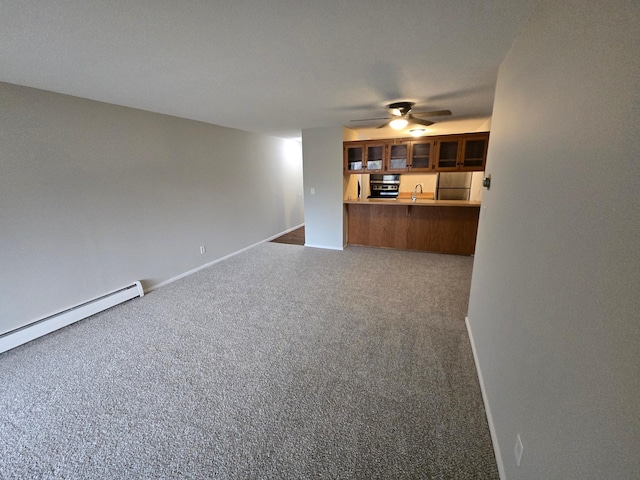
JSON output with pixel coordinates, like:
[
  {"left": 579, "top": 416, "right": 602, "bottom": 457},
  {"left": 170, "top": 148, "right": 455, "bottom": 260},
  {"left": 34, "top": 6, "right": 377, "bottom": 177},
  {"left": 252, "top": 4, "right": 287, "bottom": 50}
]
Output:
[{"left": 369, "top": 174, "right": 400, "bottom": 198}]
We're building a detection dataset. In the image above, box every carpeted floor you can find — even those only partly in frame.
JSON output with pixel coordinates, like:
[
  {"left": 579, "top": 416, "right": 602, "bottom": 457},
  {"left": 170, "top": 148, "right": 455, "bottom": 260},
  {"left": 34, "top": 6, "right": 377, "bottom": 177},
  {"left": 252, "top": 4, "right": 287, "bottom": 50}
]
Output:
[{"left": 0, "top": 243, "right": 498, "bottom": 479}]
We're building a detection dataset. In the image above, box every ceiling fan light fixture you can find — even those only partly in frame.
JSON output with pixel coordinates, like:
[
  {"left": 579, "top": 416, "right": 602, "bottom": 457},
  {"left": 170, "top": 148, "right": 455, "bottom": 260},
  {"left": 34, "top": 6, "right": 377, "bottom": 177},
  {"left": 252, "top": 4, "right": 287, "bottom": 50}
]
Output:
[
  {"left": 410, "top": 128, "right": 425, "bottom": 137},
  {"left": 389, "top": 118, "right": 408, "bottom": 130}
]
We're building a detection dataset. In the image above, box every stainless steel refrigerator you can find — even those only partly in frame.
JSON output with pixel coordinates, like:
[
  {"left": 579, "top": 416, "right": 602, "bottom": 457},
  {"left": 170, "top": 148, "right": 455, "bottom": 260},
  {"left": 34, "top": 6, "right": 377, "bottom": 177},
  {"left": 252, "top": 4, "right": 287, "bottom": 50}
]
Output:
[{"left": 436, "top": 172, "right": 472, "bottom": 200}]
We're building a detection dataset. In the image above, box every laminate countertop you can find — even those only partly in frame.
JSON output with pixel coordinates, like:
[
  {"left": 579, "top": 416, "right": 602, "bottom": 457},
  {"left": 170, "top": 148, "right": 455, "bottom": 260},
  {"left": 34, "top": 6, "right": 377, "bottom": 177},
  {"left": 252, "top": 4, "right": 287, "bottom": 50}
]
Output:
[{"left": 343, "top": 198, "right": 481, "bottom": 208}]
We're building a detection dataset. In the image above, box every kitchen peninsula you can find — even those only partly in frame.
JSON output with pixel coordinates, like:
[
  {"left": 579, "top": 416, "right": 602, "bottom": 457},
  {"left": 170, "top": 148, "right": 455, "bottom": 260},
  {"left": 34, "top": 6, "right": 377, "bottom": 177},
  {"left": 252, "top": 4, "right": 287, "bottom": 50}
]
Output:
[
  {"left": 344, "top": 198, "right": 480, "bottom": 256},
  {"left": 342, "top": 131, "right": 488, "bottom": 256}
]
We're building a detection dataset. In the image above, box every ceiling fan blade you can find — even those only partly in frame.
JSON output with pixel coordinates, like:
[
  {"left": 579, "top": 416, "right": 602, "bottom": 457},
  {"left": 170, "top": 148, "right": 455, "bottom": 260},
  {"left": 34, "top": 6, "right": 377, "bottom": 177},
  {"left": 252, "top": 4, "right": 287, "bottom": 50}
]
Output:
[
  {"left": 409, "top": 117, "right": 434, "bottom": 127},
  {"left": 349, "top": 117, "right": 391, "bottom": 122},
  {"left": 376, "top": 120, "right": 392, "bottom": 129},
  {"left": 411, "top": 109, "right": 452, "bottom": 117}
]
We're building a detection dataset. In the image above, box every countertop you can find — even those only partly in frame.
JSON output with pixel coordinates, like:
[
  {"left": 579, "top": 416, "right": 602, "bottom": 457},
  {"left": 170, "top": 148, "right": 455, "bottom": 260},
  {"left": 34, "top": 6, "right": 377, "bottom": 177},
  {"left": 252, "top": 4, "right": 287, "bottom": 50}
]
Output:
[{"left": 344, "top": 198, "right": 481, "bottom": 207}]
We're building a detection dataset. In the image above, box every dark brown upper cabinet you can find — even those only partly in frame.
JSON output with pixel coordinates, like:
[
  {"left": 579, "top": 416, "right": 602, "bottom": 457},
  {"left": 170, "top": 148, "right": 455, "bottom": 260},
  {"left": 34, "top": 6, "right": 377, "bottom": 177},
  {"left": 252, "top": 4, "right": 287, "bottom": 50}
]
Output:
[
  {"left": 434, "top": 135, "right": 463, "bottom": 171},
  {"left": 386, "top": 142, "right": 409, "bottom": 173},
  {"left": 460, "top": 133, "right": 489, "bottom": 170},
  {"left": 344, "top": 132, "right": 489, "bottom": 174},
  {"left": 408, "top": 138, "right": 436, "bottom": 172},
  {"left": 343, "top": 142, "right": 365, "bottom": 173},
  {"left": 364, "top": 141, "right": 387, "bottom": 173}
]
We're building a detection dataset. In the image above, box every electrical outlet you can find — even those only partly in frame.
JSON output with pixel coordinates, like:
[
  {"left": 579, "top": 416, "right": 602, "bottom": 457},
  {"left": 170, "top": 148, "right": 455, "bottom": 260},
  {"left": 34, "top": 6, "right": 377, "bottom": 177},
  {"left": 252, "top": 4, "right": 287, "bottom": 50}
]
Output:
[
  {"left": 310, "top": 187, "right": 315, "bottom": 195},
  {"left": 199, "top": 245, "right": 206, "bottom": 254},
  {"left": 514, "top": 434, "right": 524, "bottom": 467}
]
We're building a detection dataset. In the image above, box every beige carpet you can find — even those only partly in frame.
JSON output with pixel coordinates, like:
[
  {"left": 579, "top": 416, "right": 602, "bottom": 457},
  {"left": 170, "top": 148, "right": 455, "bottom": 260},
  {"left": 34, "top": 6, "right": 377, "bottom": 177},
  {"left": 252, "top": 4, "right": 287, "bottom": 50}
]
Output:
[{"left": 0, "top": 242, "right": 497, "bottom": 479}]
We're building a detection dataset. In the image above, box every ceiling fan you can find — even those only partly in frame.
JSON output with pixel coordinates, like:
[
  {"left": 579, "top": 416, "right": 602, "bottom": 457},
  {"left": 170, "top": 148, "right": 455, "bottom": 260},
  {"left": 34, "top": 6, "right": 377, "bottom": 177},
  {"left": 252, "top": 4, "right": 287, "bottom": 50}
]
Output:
[{"left": 350, "top": 101, "right": 452, "bottom": 130}]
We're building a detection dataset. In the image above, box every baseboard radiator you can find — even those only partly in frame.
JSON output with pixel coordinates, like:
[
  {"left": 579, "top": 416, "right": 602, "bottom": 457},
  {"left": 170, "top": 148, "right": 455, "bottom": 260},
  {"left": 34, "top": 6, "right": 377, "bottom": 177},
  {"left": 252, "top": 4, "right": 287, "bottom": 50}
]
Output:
[{"left": 0, "top": 282, "right": 144, "bottom": 354}]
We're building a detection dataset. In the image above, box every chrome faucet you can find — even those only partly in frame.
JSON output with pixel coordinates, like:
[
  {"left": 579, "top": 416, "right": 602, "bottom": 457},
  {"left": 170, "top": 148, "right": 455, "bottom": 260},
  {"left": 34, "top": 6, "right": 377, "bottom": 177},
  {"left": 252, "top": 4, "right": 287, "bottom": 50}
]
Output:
[{"left": 411, "top": 183, "right": 423, "bottom": 201}]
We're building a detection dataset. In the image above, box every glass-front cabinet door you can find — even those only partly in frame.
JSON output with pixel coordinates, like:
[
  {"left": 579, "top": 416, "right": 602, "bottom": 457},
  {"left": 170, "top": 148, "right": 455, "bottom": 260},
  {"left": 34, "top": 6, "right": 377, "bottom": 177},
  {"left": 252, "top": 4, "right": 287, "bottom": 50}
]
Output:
[
  {"left": 460, "top": 133, "right": 489, "bottom": 171},
  {"left": 364, "top": 141, "right": 386, "bottom": 173},
  {"left": 344, "top": 133, "right": 488, "bottom": 175},
  {"left": 344, "top": 142, "right": 365, "bottom": 173},
  {"left": 435, "top": 136, "right": 462, "bottom": 171},
  {"left": 408, "top": 139, "right": 435, "bottom": 172},
  {"left": 387, "top": 142, "right": 409, "bottom": 172}
]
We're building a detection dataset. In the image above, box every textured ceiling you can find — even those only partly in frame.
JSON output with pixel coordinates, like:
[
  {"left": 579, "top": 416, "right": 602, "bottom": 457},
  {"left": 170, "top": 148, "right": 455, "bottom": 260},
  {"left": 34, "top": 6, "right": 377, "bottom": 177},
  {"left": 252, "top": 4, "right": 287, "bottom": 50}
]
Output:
[{"left": 0, "top": 0, "right": 539, "bottom": 139}]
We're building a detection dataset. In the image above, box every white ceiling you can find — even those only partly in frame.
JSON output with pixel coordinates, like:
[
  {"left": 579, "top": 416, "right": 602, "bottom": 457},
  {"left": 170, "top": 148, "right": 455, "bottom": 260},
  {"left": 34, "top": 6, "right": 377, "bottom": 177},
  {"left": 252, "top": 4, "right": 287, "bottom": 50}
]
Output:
[{"left": 0, "top": 0, "right": 539, "bottom": 139}]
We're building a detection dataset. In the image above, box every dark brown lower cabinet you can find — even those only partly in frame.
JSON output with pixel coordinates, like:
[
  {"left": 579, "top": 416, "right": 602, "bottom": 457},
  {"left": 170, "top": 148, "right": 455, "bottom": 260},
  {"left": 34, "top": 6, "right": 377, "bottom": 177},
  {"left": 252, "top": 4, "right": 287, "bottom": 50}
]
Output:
[
  {"left": 346, "top": 204, "right": 480, "bottom": 256},
  {"left": 347, "top": 204, "right": 408, "bottom": 250}
]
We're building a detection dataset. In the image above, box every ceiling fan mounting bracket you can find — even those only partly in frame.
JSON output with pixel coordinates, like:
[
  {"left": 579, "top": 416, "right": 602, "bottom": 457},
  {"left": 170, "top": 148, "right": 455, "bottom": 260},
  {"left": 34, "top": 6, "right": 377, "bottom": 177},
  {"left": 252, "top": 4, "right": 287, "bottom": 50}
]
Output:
[{"left": 386, "top": 101, "right": 415, "bottom": 116}]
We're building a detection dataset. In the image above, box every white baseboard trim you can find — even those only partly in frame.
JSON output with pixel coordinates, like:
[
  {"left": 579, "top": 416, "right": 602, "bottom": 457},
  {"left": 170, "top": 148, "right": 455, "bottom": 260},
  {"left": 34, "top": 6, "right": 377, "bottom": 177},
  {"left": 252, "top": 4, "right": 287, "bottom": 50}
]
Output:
[
  {"left": 465, "top": 316, "right": 505, "bottom": 480},
  {"left": 147, "top": 224, "right": 305, "bottom": 293},
  {"left": 0, "top": 282, "right": 144, "bottom": 354},
  {"left": 303, "top": 243, "right": 344, "bottom": 250}
]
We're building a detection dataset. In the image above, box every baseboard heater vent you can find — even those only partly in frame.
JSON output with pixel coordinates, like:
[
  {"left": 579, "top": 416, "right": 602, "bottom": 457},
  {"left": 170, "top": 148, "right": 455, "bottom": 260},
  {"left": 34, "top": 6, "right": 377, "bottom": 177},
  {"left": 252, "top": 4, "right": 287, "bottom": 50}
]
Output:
[{"left": 0, "top": 281, "right": 144, "bottom": 355}]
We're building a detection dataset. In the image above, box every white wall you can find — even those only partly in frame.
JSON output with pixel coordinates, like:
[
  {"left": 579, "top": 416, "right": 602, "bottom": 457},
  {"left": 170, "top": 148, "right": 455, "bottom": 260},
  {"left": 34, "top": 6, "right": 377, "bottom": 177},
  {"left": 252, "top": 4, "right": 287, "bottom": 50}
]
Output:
[
  {"left": 467, "top": 1, "right": 640, "bottom": 479},
  {"left": 301, "top": 127, "right": 344, "bottom": 249},
  {"left": 0, "top": 82, "right": 304, "bottom": 334},
  {"left": 469, "top": 172, "right": 484, "bottom": 202}
]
